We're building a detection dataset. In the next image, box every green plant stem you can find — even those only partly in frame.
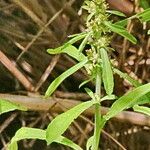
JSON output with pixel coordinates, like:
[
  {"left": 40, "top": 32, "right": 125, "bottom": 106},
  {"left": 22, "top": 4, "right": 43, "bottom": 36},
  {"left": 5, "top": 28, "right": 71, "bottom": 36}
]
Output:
[{"left": 92, "top": 67, "right": 102, "bottom": 150}]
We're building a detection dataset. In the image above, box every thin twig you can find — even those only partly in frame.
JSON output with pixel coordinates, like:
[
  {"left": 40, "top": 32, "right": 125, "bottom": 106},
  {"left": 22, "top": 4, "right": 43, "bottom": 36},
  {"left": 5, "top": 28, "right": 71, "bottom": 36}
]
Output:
[
  {"left": 0, "top": 50, "right": 34, "bottom": 91},
  {"left": 34, "top": 55, "right": 60, "bottom": 92},
  {"left": 0, "top": 113, "right": 18, "bottom": 133}
]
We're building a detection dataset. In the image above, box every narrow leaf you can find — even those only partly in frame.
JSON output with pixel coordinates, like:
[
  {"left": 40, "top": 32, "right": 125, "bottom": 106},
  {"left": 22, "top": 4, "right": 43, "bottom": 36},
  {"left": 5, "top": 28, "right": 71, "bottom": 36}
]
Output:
[
  {"left": 46, "top": 100, "right": 95, "bottom": 144},
  {"left": 100, "top": 48, "right": 114, "bottom": 95},
  {"left": 84, "top": 88, "right": 95, "bottom": 100},
  {"left": 101, "top": 95, "right": 117, "bottom": 102},
  {"left": 68, "top": 32, "right": 86, "bottom": 38},
  {"left": 105, "top": 21, "right": 137, "bottom": 44},
  {"left": 79, "top": 77, "right": 93, "bottom": 88},
  {"left": 115, "top": 19, "right": 128, "bottom": 27},
  {"left": 47, "top": 44, "right": 86, "bottom": 61},
  {"left": 8, "top": 127, "right": 82, "bottom": 150},
  {"left": 67, "top": 33, "right": 87, "bottom": 43},
  {"left": 8, "top": 127, "right": 46, "bottom": 150},
  {"left": 78, "top": 32, "right": 91, "bottom": 52},
  {"left": 113, "top": 68, "right": 142, "bottom": 87},
  {"left": 114, "top": 68, "right": 150, "bottom": 105},
  {"left": 137, "top": 8, "right": 150, "bottom": 22},
  {"left": 0, "top": 99, "right": 27, "bottom": 115},
  {"left": 45, "top": 59, "right": 87, "bottom": 97},
  {"left": 133, "top": 105, "right": 150, "bottom": 116},
  {"left": 56, "top": 136, "right": 83, "bottom": 150},
  {"left": 106, "top": 10, "right": 126, "bottom": 17},
  {"left": 104, "top": 83, "right": 150, "bottom": 120},
  {"left": 86, "top": 136, "right": 93, "bottom": 150}
]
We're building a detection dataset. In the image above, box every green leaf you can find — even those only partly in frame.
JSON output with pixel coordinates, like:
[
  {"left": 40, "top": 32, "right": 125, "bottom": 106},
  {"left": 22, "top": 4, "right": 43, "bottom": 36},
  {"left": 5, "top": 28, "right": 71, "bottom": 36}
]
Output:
[
  {"left": 56, "top": 136, "right": 83, "bottom": 150},
  {"left": 47, "top": 44, "right": 86, "bottom": 62},
  {"left": 113, "top": 68, "right": 142, "bottom": 87},
  {"left": 8, "top": 127, "right": 46, "bottom": 150},
  {"left": 106, "top": 10, "right": 126, "bottom": 17},
  {"left": 115, "top": 19, "right": 128, "bottom": 27},
  {"left": 8, "top": 127, "right": 82, "bottom": 150},
  {"left": 68, "top": 32, "right": 86, "bottom": 38},
  {"left": 148, "top": 30, "right": 150, "bottom": 35},
  {"left": 137, "top": 8, "right": 150, "bottom": 22},
  {"left": 0, "top": 99, "right": 27, "bottom": 115},
  {"left": 46, "top": 100, "right": 95, "bottom": 144},
  {"left": 100, "top": 48, "right": 114, "bottom": 95},
  {"left": 84, "top": 88, "right": 95, "bottom": 100},
  {"left": 133, "top": 105, "right": 150, "bottom": 116},
  {"left": 104, "top": 83, "right": 150, "bottom": 120},
  {"left": 79, "top": 77, "right": 93, "bottom": 88},
  {"left": 45, "top": 59, "right": 87, "bottom": 97},
  {"left": 101, "top": 95, "right": 117, "bottom": 102},
  {"left": 113, "top": 68, "right": 150, "bottom": 105},
  {"left": 105, "top": 21, "right": 137, "bottom": 44},
  {"left": 139, "top": 0, "right": 150, "bottom": 9},
  {"left": 86, "top": 136, "right": 93, "bottom": 150},
  {"left": 78, "top": 32, "right": 91, "bottom": 52}
]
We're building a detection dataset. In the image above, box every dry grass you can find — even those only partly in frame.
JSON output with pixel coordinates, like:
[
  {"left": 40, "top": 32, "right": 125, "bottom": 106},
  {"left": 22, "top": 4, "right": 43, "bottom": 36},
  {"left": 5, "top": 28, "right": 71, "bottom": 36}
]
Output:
[{"left": 0, "top": 0, "right": 149, "bottom": 149}]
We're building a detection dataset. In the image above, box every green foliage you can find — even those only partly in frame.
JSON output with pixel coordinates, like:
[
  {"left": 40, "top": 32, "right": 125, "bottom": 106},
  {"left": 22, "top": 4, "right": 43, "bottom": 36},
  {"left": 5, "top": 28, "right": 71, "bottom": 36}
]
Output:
[
  {"left": 79, "top": 77, "right": 93, "bottom": 88},
  {"left": 101, "top": 95, "right": 116, "bottom": 102},
  {"left": 55, "top": 136, "right": 83, "bottom": 150},
  {"left": 106, "top": 10, "right": 126, "bottom": 17},
  {"left": 46, "top": 101, "right": 95, "bottom": 144},
  {"left": 8, "top": 127, "right": 46, "bottom": 150},
  {"left": 133, "top": 105, "right": 150, "bottom": 116},
  {"left": 47, "top": 44, "right": 86, "bottom": 62},
  {"left": 45, "top": 59, "right": 87, "bottom": 97},
  {"left": 114, "top": 68, "right": 150, "bottom": 105},
  {"left": 104, "top": 21, "right": 137, "bottom": 44},
  {"left": 7, "top": 0, "right": 150, "bottom": 150},
  {"left": 104, "top": 83, "right": 150, "bottom": 120},
  {"left": 139, "top": 0, "right": 150, "bottom": 9},
  {"left": 113, "top": 68, "right": 142, "bottom": 87},
  {"left": 137, "top": 8, "right": 150, "bottom": 22},
  {"left": 0, "top": 99, "right": 27, "bottom": 115},
  {"left": 8, "top": 127, "right": 82, "bottom": 150},
  {"left": 100, "top": 48, "right": 114, "bottom": 95},
  {"left": 86, "top": 136, "right": 93, "bottom": 150}
]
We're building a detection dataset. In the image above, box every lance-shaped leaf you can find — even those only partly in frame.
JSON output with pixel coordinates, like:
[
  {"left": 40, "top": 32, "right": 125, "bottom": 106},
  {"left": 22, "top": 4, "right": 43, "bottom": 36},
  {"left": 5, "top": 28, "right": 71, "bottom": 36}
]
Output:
[
  {"left": 106, "top": 10, "right": 126, "bottom": 17},
  {"left": 8, "top": 127, "right": 82, "bottom": 150},
  {"left": 137, "top": 8, "right": 150, "bottom": 22},
  {"left": 46, "top": 100, "right": 95, "bottom": 144},
  {"left": 104, "top": 83, "right": 150, "bottom": 120},
  {"left": 78, "top": 32, "right": 91, "bottom": 52},
  {"left": 56, "top": 136, "right": 83, "bottom": 150},
  {"left": 115, "top": 19, "right": 128, "bottom": 27},
  {"left": 47, "top": 44, "right": 86, "bottom": 62},
  {"left": 0, "top": 99, "right": 27, "bottom": 115},
  {"left": 45, "top": 59, "right": 87, "bottom": 97},
  {"left": 105, "top": 21, "right": 137, "bottom": 44},
  {"left": 100, "top": 48, "right": 114, "bottom": 95},
  {"left": 133, "top": 105, "right": 150, "bottom": 116},
  {"left": 114, "top": 68, "right": 150, "bottom": 105},
  {"left": 67, "top": 32, "right": 87, "bottom": 43},
  {"left": 8, "top": 127, "right": 46, "bottom": 150},
  {"left": 113, "top": 68, "right": 142, "bottom": 87}
]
